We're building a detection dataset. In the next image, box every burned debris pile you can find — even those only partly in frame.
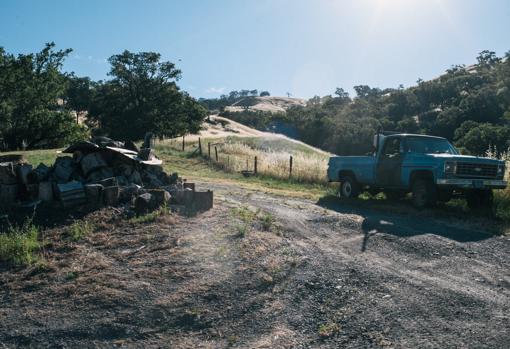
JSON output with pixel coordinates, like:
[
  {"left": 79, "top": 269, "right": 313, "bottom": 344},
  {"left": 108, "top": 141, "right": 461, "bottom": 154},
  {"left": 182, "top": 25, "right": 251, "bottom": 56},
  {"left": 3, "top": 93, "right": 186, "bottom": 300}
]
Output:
[{"left": 0, "top": 137, "right": 213, "bottom": 215}]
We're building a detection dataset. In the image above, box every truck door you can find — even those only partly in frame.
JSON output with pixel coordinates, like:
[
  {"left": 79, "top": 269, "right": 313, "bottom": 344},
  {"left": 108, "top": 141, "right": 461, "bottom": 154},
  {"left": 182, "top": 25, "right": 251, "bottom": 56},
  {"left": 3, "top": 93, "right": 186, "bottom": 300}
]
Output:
[{"left": 376, "top": 137, "right": 404, "bottom": 187}]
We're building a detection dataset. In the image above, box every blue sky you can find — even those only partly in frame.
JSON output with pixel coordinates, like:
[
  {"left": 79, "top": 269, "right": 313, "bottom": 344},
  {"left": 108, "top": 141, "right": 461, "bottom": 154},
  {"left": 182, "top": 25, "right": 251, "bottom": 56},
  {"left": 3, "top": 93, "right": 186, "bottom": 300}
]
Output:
[{"left": 1, "top": 0, "right": 509, "bottom": 99}]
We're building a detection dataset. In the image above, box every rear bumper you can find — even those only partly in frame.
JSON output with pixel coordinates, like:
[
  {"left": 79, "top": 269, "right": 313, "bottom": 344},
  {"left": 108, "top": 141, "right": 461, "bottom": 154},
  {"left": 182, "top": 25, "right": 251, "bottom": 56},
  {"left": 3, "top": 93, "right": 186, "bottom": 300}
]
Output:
[{"left": 436, "top": 179, "right": 507, "bottom": 189}]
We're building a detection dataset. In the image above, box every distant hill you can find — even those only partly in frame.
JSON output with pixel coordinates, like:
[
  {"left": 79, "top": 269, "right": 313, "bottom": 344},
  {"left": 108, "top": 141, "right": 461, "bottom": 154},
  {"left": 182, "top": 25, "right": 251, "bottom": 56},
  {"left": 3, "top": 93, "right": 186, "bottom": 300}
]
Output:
[{"left": 225, "top": 96, "right": 306, "bottom": 114}]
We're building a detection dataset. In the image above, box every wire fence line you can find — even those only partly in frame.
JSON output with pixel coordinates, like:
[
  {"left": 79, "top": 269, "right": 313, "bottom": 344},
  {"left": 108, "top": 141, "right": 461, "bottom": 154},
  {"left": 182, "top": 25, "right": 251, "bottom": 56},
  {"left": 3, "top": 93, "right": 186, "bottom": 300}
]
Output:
[{"left": 162, "top": 136, "right": 329, "bottom": 184}]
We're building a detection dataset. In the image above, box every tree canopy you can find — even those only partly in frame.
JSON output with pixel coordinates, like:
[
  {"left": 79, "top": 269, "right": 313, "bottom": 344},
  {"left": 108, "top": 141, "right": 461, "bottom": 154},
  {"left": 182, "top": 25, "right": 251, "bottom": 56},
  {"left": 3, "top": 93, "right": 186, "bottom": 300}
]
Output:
[
  {"left": 0, "top": 43, "right": 87, "bottom": 150},
  {"left": 0, "top": 45, "right": 207, "bottom": 150},
  {"left": 87, "top": 50, "right": 206, "bottom": 140}
]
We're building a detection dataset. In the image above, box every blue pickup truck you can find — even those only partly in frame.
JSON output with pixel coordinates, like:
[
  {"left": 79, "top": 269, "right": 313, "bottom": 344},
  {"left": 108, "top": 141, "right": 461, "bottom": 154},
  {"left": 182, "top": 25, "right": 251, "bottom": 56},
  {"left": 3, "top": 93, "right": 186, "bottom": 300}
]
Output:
[{"left": 327, "top": 132, "right": 507, "bottom": 209}]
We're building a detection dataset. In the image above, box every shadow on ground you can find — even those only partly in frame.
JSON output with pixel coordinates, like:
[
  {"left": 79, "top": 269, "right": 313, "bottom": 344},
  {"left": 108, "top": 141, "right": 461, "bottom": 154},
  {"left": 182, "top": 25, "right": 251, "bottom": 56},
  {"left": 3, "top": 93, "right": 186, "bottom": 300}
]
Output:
[{"left": 317, "top": 195, "right": 497, "bottom": 248}]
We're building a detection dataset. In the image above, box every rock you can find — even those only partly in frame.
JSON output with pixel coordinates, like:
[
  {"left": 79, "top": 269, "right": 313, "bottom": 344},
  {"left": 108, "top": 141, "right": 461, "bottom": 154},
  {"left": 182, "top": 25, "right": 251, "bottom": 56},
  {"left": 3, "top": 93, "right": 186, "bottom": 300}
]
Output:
[
  {"left": 81, "top": 152, "right": 107, "bottom": 176},
  {"left": 147, "top": 189, "right": 171, "bottom": 207},
  {"left": 129, "top": 170, "right": 142, "bottom": 185},
  {"left": 87, "top": 167, "right": 115, "bottom": 183},
  {"left": 38, "top": 181, "right": 54, "bottom": 202},
  {"left": 17, "top": 164, "right": 33, "bottom": 184},
  {"left": 134, "top": 193, "right": 153, "bottom": 214},
  {"left": 120, "top": 184, "right": 141, "bottom": 203},
  {"left": 56, "top": 181, "right": 87, "bottom": 208},
  {"left": 54, "top": 156, "right": 75, "bottom": 183},
  {"left": 193, "top": 190, "right": 214, "bottom": 212},
  {"left": 27, "top": 163, "right": 50, "bottom": 183},
  {"left": 103, "top": 186, "right": 120, "bottom": 206},
  {"left": 0, "top": 184, "right": 18, "bottom": 205},
  {"left": 124, "top": 140, "right": 139, "bottom": 153},
  {"left": 27, "top": 183, "right": 39, "bottom": 198},
  {"left": 99, "top": 177, "right": 118, "bottom": 187},
  {"left": 115, "top": 176, "right": 129, "bottom": 186},
  {"left": 85, "top": 184, "right": 103, "bottom": 206},
  {"left": 183, "top": 182, "right": 195, "bottom": 192},
  {"left": 0, "top": 162, "right": 18, "bottom": 185}
]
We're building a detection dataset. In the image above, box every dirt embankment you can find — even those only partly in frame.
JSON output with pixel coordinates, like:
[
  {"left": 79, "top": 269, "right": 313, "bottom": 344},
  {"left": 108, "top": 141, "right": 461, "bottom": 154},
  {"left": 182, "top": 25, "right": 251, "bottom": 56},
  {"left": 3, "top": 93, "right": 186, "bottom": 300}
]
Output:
[{"left": 1, "top": 180, "right": 509, "bottom": 348}]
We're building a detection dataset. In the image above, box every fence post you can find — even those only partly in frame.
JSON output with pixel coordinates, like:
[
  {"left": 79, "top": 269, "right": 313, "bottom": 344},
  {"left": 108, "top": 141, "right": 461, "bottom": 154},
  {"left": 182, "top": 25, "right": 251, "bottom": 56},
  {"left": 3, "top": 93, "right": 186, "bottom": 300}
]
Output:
[
  {"left": 214, "top": 146, "right": 218, "bottom": 162},
  {"left": 208, "top": 142, "right": 211, "bottom": 158},
  {"left": 198, "top": 137, "right": 202, "bottom": 155},
  {"left": 182, "top": 135, "right": 185, "bottom": 151},
  {"left": 254, "top": 156, "right": 258, "bottom": 175},
  {"left": 289, "top": 155, "right": 293, "bottom": 178}
]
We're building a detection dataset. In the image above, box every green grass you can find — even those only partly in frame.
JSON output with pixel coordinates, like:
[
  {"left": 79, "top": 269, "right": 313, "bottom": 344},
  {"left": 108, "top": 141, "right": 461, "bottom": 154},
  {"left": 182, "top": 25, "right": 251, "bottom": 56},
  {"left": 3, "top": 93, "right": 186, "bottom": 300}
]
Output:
[
  {"left": 0, "top": 219, "right": 42, "bottom": 266},
  {"left": 2, "top": 148, "right": 62, "bottom": 166},
  {"left": 66, "top": 220, "right": 94, "bottom": 241},
  {"left": 129, "top": 204, "right": 172, "bottom": 224}
]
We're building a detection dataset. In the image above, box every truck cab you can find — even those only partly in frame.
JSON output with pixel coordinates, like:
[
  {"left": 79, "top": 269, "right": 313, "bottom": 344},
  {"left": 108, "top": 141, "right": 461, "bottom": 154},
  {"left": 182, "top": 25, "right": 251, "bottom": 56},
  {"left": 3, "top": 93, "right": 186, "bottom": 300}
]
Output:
[{"left": 327, "top": 132, "right": 507, "bottom": 209}]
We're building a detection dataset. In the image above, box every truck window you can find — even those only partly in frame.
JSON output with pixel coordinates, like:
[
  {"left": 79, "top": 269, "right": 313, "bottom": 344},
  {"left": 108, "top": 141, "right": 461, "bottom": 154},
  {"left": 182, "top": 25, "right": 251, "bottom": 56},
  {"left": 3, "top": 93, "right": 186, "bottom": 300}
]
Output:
[
  {"left": 406, "top": 137, "right": 458, "bottom": 154},
  {"left": 382, "top": 138, "right": 401, "bottom": 158}
]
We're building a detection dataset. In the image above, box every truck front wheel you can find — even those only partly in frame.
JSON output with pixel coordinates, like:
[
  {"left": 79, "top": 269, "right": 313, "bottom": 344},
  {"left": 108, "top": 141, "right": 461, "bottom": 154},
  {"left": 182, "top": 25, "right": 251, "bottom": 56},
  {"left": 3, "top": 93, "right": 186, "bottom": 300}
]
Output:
[
  {"left": 412, "top": 178, "right": 437, "bottom": 209},
  {"left": 339, "top": 176, "right": 360, "bottom": 198}
]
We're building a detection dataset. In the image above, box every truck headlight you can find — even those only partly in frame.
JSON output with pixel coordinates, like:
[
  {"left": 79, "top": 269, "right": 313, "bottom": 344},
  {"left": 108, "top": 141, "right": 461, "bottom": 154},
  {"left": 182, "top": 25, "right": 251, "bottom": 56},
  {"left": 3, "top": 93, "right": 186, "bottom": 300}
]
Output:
[
  {"left": 497, "top": 164, "right": 505, "bottom": 176},
  {"left": 444, "top": 161, "right": 456, "bottom": 174}
]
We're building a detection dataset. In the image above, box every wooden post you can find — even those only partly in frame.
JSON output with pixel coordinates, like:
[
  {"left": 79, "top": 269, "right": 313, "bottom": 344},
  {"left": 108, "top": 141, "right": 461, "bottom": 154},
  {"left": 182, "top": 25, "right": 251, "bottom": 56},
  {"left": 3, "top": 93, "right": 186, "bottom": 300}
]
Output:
[
  {"left": 254, "top": 156, "right": 258, "bottom": 175},
  {"left": 182, "top": 135, "right": 185, "bottom": 151},
  {"left": 208, "top": 142, "right": 211, "bottom": 158},
  {"left": 289, "top": 155, "right": 293, "bottom": 178},
  {"left": 246, "top": 158, "right": 249, "bottom": 170},
  {"left": 198, "top": 137, "right": 202, "bottom": 155},
  {"left": 214, "top": 146, "right": 218, "bottom": 162},
  {"left": 227, "top": 156, "right": 230, "bottom": 170}
]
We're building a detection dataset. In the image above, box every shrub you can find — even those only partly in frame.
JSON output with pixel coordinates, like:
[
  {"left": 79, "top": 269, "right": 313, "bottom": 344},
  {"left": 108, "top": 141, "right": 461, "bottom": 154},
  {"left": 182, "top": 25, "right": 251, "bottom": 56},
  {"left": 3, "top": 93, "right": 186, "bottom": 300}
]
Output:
[
  {"left": 0, "top": 219, "right": 42, "bottom": 266},
  {"left": 66, "top": 220, "right": 94, "bottom": 241}
]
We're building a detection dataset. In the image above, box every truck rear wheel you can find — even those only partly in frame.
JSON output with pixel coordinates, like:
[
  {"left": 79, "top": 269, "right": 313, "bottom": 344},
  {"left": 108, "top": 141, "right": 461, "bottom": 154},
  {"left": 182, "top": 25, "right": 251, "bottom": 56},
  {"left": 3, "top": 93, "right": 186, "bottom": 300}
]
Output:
[
  {"left": 339, "top": 176, "right": 360, "bottom": 198},
  {"left": 412, "top": 178, "right": 437, "bottom": 209}
]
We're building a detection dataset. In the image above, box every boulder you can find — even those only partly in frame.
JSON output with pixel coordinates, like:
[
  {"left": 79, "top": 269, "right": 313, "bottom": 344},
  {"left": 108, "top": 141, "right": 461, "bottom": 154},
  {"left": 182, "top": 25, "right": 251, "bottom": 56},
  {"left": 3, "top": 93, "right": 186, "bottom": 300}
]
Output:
[
  {"left": 17, "top": 164, "right": 33, "bottom": 184},
  {"left": 81, "top": 152, "right": 107, "bottom": 176},
  {"left": 27, "top": 163, "right": 51, "bottom": 183},
  {"left": 103, "top": 186, "right": 120, "bottom": 206},
  {"left": 85, "top": 184, "right": 103, "bottom": 206},
  {"left": 38, "top": 181, "right": 54, "bottom": 202},
  {"left": 134, "top": 193, "right": 153, "bottom": 214},
  {"left": 0, "top": 162, "right": 18, "bottom": 185},
  {"left": 54, "top": 156, "right": 75, "bottom": 183},
  {"left": 0, "top": 184, "right": 18, "bottom": 205}
]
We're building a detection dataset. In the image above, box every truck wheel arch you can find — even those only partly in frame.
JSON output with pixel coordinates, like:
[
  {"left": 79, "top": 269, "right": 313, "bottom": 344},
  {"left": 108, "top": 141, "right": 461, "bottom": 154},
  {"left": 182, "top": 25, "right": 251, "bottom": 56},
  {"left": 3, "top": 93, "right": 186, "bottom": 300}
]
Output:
[
  {"left": 338, "top": 170, "right": 356, "bottom": 182},
  {"left": 409, "top": 170, "right": 434, "bottom": 189}
]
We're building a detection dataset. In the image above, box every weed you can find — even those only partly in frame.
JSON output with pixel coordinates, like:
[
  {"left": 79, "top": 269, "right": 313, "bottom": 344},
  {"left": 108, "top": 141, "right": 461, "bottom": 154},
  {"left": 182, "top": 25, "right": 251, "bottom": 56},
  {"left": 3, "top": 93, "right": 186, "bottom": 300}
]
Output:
[
  {"left": 0, "top": 218, "right": 42, "bottom": 266},
  {"left": 66, "top": 271, "right": 79, "bottom": 280},
  {"left": 318, "top": 322, "right": 341, "bottom": 338},
  {"left": 235, "top": 224, "right": 248, "bottom": 237},
  {"left": 259, "top": 213, "right": 275, "bottom": 231},
  {"left": 230, "top": 206, "right": 257, "bottom": 223},
  {"left": 66, "top": 220, "right": 94, "bottom": 241},
  {"left": 130, "top": 205, "right": 173, "bottom": 224}
]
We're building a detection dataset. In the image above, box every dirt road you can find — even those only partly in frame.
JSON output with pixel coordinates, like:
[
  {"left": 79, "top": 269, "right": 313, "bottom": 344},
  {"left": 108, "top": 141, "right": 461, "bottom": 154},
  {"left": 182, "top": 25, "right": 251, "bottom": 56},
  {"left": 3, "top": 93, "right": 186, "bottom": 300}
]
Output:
[{"left": 1, "top": 180, "right": 509, "bottom": 348}]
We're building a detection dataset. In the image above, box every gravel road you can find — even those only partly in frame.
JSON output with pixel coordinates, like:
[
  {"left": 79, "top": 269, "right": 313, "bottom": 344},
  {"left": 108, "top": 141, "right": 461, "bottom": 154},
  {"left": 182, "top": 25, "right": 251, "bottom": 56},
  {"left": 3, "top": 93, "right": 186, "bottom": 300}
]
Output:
[{"left": 1, "top": 180, "right": 509, "bottom": 348}]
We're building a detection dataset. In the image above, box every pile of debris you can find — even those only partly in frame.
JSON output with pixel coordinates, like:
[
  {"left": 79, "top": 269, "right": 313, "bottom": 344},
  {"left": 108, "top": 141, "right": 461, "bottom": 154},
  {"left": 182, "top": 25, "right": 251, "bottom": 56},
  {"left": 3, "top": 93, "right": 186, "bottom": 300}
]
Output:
[{"left": 0, "top": 137, "right": 213, "bottom": 215}]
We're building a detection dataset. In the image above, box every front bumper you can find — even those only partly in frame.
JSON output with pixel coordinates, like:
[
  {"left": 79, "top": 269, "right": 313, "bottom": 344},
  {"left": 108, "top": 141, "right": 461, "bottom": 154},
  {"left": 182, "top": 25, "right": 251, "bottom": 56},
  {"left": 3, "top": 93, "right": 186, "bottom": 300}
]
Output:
[{"left": 436, "top": 178, "right": 507, "bottom": 189}]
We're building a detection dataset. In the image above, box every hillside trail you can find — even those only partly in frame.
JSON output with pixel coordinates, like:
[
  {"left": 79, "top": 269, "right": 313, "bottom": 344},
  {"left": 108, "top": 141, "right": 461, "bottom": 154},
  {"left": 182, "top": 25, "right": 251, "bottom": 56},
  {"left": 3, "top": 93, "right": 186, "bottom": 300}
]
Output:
[{"left": 1, "top": 179, "right": 509, "bottom": 348}]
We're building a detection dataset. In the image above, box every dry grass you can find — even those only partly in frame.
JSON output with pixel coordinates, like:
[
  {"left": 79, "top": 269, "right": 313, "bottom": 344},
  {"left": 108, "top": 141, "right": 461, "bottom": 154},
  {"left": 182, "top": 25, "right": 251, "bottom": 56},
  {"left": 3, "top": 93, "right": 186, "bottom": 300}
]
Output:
[{"left": 161, "top": 135, "right": 329, "bottom": 184}]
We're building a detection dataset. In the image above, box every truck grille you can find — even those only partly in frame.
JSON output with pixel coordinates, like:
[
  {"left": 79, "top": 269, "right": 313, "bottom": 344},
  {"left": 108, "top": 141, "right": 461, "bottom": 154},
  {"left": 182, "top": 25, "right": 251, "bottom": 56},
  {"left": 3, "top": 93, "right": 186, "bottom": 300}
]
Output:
[{"left": 455, "top": 163, "right": 498, "bottom": 178}]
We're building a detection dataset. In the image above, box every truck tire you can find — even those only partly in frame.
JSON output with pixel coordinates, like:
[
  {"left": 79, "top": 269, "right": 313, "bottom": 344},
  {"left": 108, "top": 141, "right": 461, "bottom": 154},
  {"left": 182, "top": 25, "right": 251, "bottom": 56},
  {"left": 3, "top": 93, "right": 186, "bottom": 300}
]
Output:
[
  {"left": 339, "top": 176, "right": 360, "bottom": 198},
  {"left": 466, "top": 189, "right": 493, "bottom": 210},
  {"left": 412, "top": 178, "right": 437, "bottom": 209}
]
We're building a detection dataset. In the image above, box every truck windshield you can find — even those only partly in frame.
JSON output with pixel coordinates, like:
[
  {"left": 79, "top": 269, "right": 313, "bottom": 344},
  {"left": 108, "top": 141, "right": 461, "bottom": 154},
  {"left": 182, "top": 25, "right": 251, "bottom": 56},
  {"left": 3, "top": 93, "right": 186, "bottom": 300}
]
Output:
[{"left": 405, "top": 137, "right": 458, "bottom": 154}]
